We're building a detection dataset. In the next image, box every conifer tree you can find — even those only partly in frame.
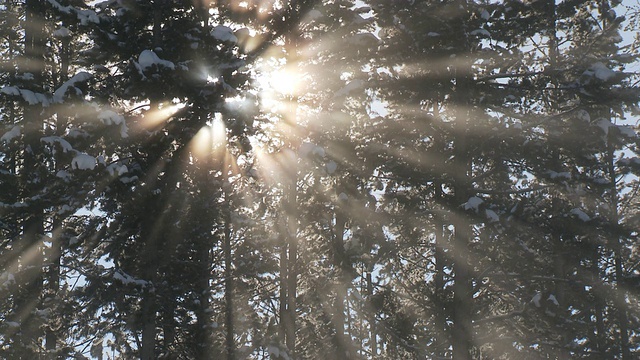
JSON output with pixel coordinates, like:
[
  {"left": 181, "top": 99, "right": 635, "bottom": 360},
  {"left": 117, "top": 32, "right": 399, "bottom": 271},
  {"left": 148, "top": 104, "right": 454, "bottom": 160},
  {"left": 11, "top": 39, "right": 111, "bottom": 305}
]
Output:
[
  {"left": 2, "top": 0, "right": 639, "bottom": 358},
  {"left": 250, "top": 1, "right": 380, "bottom": 358}
]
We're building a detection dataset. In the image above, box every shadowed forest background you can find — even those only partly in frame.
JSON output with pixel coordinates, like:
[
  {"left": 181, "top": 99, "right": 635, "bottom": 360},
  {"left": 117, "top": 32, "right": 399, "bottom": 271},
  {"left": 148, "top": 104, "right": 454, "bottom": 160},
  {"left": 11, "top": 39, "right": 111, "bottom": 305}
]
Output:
[{"left": 1, "top": 0, "right": 640, "bottom": 359}]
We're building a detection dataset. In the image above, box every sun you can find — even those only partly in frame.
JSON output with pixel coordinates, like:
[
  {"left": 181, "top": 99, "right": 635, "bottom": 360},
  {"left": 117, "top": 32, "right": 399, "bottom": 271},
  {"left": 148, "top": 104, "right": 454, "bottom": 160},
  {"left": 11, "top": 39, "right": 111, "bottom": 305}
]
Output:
[{"left": 267, "top": 68, "right": 301, "bottom": 96}]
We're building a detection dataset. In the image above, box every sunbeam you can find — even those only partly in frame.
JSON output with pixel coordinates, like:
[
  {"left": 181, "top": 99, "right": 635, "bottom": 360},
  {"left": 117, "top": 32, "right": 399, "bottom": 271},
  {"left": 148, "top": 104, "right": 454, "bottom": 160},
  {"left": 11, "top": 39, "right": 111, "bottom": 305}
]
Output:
[
  {"left": 2, "top": 0, "right": 639, "bottom": 358},
  {"left": 135, "top": 102, "right": 186, "bottom": 132},
  {"left": 191, "top": 125, "right": 214, "bottom": 161}
]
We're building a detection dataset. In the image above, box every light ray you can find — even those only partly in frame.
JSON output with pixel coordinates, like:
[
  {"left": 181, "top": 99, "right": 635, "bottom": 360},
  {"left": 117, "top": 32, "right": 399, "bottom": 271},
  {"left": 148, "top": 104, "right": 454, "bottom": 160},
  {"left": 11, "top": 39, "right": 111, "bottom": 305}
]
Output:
[
  {"left": 1, "top": 236, "right": 46, "bottom": 282},
  {"left": 211, "top": 114, "right": 228, "bottom": 147},
  {"left": 189, "top": 113, "right": 234, "bottom": 175},
  {"left": 4, "top": 296, "right": 41, "bottom": 339},
  {"left": 136, "top": 103, "right": 185, "bottom": 132},
  {"left": 191, "top": 125, "right": 214, "bottom": 160}
]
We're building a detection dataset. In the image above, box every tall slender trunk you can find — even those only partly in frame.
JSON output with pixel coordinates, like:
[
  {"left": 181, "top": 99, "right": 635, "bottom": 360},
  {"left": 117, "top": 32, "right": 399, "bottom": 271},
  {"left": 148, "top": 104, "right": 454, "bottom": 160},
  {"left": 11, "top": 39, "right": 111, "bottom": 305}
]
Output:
[
  {"left": 451, "top": 6, "right": 474, "bottom": 355},
  {"left": 277, "top": 165, "right": 297, "bottom": 356},
  {"left": 451, "top": 186, "right": 472, "bottom": 360},
  {"left": 45, "top": 219, "right": 61, "bottom": 354},
  {"left": 279, "top": 230, "right": 288, "bottom": 346},
  {"left": 140, "top": 219, "right": 159, "bottom": 360},
  {"left": 194, "top": 223, "right": 213, "bottom": 359},
  {"left": 153, "top": 0, "right": 164, "bottom": 48},
  {"left": 45, "top": 31, "right": 71, "bottom": 355},
  {"left": 285, "top": 208, "right": 297, "bottom": 355},
  {"left": 162, "top": 304, "right": 176, "bottom": 356},
  {"left": 434, "top": 202, "right": 447, "bottom": 357},
  {"left": 141, "top": 154, "right": 186, "bottom": 360},
  {"left": 551, "top": 229, "right": 568, "bottom": 357},
  {"left": 598, "top": 2, "right": 629, "bottom": 356},
  {"left": 277, "top": 154, "right": 297, "bottom": 357},
  {"left": 546, "top": 1, "right": 572, "bottom": 356},
  {"left": 14, "top": 0, "right": 46, "bottom": 354},
  {"left": 367, "top": 272, "right": 377, "bottom": 358},
  {"left": 333, "top": 210, "right": 348, "bottom": 356},
  {"left": 279, "top": 31, "right": 300, "bottom": 357},
  {"left": 224, "top": 186, "right": 235, "bottom": 360},
  {"left": 592, "top": 246, "right": 606, "bottom": 354},
  {"left": 607, "top": 133, "right": 630, "bottom": 359},
  {"left": 614, "top": 248, "right": 629, "bottom": 359},
  {"left": 277, "top": 177, "right": 297, "bottom": 358},
  {"left": 433, "top": 100, "right": 447, "bottom": 358},
  {"left": 141, "top": 3, "right": 165, "bottom": 357}
]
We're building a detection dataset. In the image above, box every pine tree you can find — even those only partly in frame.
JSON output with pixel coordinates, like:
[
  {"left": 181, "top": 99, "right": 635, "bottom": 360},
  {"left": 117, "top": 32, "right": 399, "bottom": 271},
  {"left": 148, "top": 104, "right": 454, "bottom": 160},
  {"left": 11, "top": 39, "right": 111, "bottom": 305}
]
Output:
[
  {"left": 2, "top": 0, "right": 639, "bottom": 358},
  {"left": 366, "top": 0, "right": 640, "bottom": 358},
  {"left": 0, "top": 0, "right": 119, "bottom": 357},
  {"left": 64, "top": 0, "right": 323, "bottom": 358},
  {"left": 249, "top": 1, "right": 381, "bottom": 358}
]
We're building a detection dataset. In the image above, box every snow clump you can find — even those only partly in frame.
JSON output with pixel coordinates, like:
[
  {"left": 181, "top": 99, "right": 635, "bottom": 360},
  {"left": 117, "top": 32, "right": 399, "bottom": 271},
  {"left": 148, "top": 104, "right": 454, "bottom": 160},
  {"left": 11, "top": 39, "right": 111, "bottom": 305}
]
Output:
[
  {"left": 569, "top": 208, "right": 590, "bottom": 222},
  {"left": 138, "top": 50, "right": 175, "bottom": 70},
  {"left": 326, "top": 161, "right": 337, "bottom": 174},
  {"left": 211, "top": 25, "right": 237, "bottom": 43},
  {"left": 72, "top": 153, "right": 97, "bottom": 170},
  {"left": 1, "top": 126, "right": 20, "bottom": 142},
  {"left": 464, "top": 196, "right": 483, "bottom": 211},
  {"left": 584, "top": 62, "right": 616, "bottom": 81},
  {"left": 53, "top": 71, "right": 92, "bottom": 102}
]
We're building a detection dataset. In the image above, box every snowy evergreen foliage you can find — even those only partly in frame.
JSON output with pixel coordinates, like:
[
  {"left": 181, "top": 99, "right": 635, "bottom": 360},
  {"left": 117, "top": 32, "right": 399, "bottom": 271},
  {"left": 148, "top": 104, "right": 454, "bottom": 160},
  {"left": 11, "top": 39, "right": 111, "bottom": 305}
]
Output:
[{"left": 1, "top": 0, "right": 639, "bottom": 359}]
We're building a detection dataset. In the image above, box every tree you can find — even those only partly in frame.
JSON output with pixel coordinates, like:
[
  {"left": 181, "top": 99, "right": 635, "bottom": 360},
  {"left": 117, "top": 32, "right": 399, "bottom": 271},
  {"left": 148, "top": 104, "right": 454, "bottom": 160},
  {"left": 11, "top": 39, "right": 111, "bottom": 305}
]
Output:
[
  {"left": 2, "top": 0, "right": 639, "bottom": 358},
  {"left": 367, "top": 0, "right": 640, "bottom": 358},
  {"left": 1, "top": 1, "right": 107, "bottom": 357}
]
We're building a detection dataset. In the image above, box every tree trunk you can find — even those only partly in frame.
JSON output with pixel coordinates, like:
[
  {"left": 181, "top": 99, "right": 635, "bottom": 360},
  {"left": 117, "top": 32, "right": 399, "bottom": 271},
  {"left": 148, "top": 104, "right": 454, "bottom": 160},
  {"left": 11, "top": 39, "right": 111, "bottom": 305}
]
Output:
[
  {"left": 332, "top": 206, "right": 358, "bottom": 359},
  {"left": 607, "top": 133, "right": 630, "bottom": 359},
  {"left": 279, "top": 31, "right": 301, "bottom": 357},
  {"left": 277, "top": 176, "right": 298, "bottom": 358},
  {"left": 162, "top": 304, "right": 176, "bottom": 357},
  {"left": 224, "top": 187, "right": 235, "bottom": 360},
  {"left": 451, "top": 221, "right": 472, "bottom": 360},
  {"left": 285, "top": 214, "right": 297, "bottom": 355},
  {"left": 153, "top": 0, "right": 164, "bottom": 48},
  {"left": 279, "top": 169, "right": 298, "bottom": 357},
  {"left": 592, "top": 246, "right": 606, "bottom": 355},
  {"left": 45, "top": 30, "right": 71, "bottom": 355},
  {"left": 279, "top": 230, "right": 288, "bottom": 346},
  {"left": 141, "top": 2, "right": 166, "bottom": 355},
  {"left": 614, "top": 251, "right": 630, "bottom": 359},
  {"left": 434, "top": 211, "right": 447, "bottom": 357},
  {"left": 140, "top": 233, "right": 159, "bottom": 360},
  {"left": 367, "top": 272, "right": 377, "bottom": 358},
  {"left": 45, "top": 219, "right": 62, "bottom": 354},
  {"left": 14, "top": 0, "right": 46, "bottom": 354},
  {"left": 451, "top": 4, "right": 474, "bottom": 356},
  {"left": 139, "top": 107, "right": 162, "bottom": 360},
  {"left": 194, "top": 231, "right": 213, "bottom": 360}
]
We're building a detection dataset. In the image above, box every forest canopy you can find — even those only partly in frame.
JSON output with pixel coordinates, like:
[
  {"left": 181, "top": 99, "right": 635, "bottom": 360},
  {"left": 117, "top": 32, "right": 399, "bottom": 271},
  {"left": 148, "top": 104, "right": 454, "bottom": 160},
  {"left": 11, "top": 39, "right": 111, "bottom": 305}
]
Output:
[{"left": 1, "top": 0, "right": 640, "bottom": 359}]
